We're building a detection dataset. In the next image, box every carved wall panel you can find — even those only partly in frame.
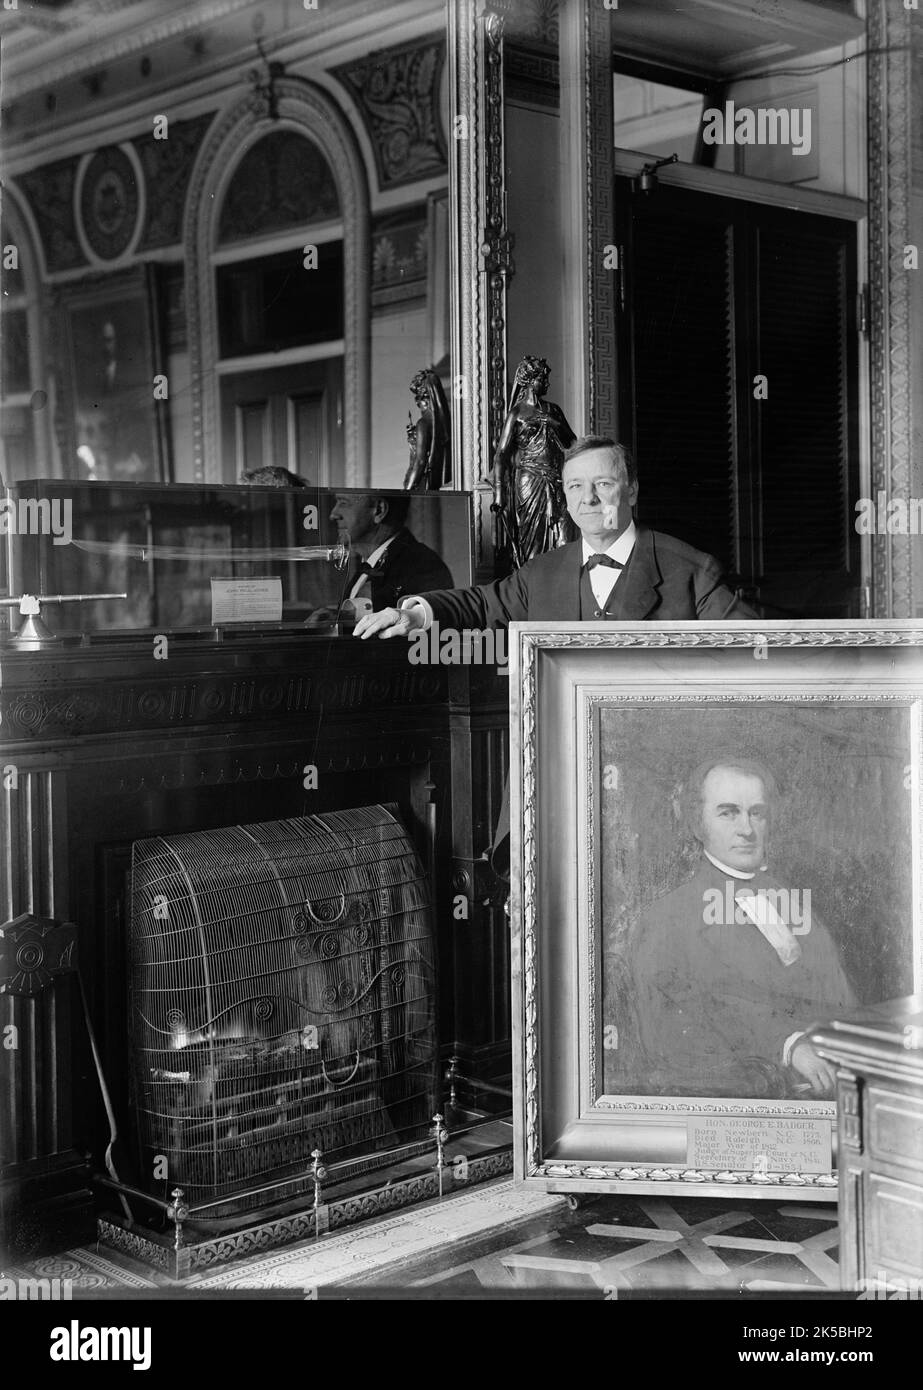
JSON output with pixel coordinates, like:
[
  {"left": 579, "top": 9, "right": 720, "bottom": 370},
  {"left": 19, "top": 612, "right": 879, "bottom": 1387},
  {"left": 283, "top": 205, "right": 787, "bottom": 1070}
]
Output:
[
  {"left": 1, "top": 660, "right": 447, "bottom": 746},
  {"left": 16, "top": 158, "right": 86, "bottom": 274},
  {"left": 0, "top": 914, "right": 77, "bottom": 999},
  {"left": 331, "top": 36, "right": 448, "bottom": 191},
  {"left": 0, "top": 769, "right": 76, "bottom": 1188},
  {"left": 372, "top": 208, "right": 429, "bottom": 309},
  {"left": 77, "top": 146, "right": 141, "bottom": 262},
  {"left": 135, "top": 112, "right": 215, "bottom": 252}
]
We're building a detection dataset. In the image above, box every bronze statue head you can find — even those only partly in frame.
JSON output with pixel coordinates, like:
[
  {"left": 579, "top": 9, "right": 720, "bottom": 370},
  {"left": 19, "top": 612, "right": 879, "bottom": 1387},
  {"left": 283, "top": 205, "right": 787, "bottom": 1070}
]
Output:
[
  {"left": 514, "top": 355, "right": 550, "bottom": 393},
  {"left": 410, "top": 368, "right": 436, "bottom": 406}
]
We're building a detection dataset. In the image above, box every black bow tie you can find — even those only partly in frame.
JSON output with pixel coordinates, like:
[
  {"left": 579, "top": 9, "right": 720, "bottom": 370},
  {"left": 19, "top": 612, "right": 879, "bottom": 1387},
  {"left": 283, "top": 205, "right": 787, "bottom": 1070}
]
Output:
[{"left": 584, "top": 554, "right": 624, "bottom": 570}]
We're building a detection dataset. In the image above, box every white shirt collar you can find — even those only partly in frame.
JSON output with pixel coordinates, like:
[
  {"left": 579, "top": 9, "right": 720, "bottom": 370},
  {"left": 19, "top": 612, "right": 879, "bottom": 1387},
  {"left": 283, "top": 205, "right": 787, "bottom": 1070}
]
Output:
[
  {"left": 704, "top": 849, "right": 768, "bottom": 881},
  {"left": 363, "top": 532, "right": 399, "bottom": 571},
  {"left": 581, "top": 520, "right": 637, "bottom": 569}
]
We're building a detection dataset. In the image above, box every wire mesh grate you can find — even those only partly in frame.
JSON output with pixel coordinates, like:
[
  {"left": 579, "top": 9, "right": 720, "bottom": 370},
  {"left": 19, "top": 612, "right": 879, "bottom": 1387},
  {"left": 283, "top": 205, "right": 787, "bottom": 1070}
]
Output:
[{"left": 129, "top": 804, "right": 438, "bottom": 1209}]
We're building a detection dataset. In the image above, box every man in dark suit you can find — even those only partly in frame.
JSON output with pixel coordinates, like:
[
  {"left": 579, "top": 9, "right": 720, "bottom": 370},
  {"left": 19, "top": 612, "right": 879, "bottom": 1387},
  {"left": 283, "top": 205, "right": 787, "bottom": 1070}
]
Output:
[
  {"left": 329, "top": 491, "right": 453, "bottom": 613},
  {"left": 355, "top": 436, "right": 755, "bottom": 867},
  {"left": 354, "top": 436, "right": 752, "bottom": 636},
  {"left": 625, "top": 756, "right": 856, "bottom": 1100}
]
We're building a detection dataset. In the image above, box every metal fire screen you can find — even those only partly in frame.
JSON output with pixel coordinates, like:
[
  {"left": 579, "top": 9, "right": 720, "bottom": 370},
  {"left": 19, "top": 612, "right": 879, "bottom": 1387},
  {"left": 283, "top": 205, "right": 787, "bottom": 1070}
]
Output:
[{"left": 129, "top": 805, "right": 438, "bottom": 1210}]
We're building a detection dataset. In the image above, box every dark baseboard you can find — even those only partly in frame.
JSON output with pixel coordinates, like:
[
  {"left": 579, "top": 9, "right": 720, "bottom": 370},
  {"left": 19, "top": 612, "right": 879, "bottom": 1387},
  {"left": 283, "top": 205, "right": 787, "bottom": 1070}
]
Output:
[{"left": 0, "top": 1150, "right": 94, "bottom": 1261}]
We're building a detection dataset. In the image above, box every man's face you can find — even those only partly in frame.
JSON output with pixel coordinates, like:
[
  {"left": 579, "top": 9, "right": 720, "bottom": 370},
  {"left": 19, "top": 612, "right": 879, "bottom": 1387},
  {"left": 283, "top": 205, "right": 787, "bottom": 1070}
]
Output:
[
  {"left": 329, "top": 494, "right": 378, "bottom": 545},
  {"left": 562, "top": 448, "right": 638, "bottom": 544},
  {"left": 698, "top": 766, "right": 769, "bottom": 872}
]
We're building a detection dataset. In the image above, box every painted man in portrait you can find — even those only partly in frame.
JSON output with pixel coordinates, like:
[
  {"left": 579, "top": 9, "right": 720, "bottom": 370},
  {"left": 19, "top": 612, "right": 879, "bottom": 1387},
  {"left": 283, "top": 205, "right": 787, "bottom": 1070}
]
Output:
[{"left": 626, "top": 755, "right": 857, "bottom": 1099}]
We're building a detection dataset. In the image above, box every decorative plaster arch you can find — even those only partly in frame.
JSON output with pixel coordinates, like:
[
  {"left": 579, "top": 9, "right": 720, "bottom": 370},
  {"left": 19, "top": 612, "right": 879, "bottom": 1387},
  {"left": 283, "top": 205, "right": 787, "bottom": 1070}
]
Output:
[
  {"left": 4, "top": 178, "right": 49, "bottom": 284},
  {"left": 2, "top": 182, "right": 55, "bottom": 478},
  {"left": 184, "top": 78, "right": 371, "bottom": 484}
]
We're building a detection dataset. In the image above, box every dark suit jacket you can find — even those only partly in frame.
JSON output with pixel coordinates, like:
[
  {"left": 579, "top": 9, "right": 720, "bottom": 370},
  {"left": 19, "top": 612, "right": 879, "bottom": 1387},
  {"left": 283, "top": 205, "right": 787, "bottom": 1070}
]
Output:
[
  {"left": 364, "top": 527, "right": 453, "bottom": 611},
  {"left": 623, "top": 860, "right": 857, "bottom": 1098},
  {"left": 421, "top": 527, "right": 756, "bottom": 873},
  {"left": 420, "top": 526, "right": 755, "bottom": 627}
]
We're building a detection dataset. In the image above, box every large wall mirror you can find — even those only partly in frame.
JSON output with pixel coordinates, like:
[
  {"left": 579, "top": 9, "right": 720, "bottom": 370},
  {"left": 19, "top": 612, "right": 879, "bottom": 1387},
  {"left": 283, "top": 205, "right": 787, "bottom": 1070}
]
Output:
[
  {"left": 1, "top": 0, "right": 920, "bottom": 613},
  {"left": 449, "top": 0, "right": 922, "bottom": 613},
  {"left": 0, "top": 0, "right": 450, "bottom": 495}
]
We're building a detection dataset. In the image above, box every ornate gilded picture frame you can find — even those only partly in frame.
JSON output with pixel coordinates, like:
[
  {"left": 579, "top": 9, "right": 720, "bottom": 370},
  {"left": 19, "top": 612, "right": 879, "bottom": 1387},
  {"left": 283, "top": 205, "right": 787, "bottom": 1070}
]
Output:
[{"left": 510, "top": 622, "right": 923, "bottom": 1201}]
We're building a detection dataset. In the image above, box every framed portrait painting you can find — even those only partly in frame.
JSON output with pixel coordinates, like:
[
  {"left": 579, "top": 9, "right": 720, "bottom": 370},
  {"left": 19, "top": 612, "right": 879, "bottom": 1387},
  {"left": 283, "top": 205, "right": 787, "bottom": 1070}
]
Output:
[
  {"left": 510, "top": 621, "right": 923, "bottom": 1201},
  {"left": 55, "top": 264, "right": 170, "bottom": 484}
]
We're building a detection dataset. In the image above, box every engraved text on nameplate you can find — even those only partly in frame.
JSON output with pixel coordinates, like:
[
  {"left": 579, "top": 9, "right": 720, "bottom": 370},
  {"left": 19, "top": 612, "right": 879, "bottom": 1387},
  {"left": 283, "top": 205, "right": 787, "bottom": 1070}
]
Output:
[{"left": 686, "top": 1116, "right": 832, "bottom": 1173}]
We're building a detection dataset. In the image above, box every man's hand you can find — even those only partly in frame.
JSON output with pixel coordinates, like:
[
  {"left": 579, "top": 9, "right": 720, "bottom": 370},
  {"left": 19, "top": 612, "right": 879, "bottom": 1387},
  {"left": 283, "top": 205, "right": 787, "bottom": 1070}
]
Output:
[
  {"left": 790, "top": 1040, "right": 837, "bottom": 1096},
  {"left": 354, "top": 606, "right": 422, "bottom": 640},
  {"left": 303, "top": 607, "right": 337, "bottom": 631}
]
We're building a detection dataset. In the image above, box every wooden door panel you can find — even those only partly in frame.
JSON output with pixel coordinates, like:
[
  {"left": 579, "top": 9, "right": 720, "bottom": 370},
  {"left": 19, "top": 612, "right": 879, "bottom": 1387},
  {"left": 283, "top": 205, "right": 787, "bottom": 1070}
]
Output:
[
  {"left": 285, "top": 392, "right": 326, "bottom": 488},
  {"left": 235, "top": 398, "right": 270, "bottom": 476},
  {"left": 220, "top": 359, "right": 343, "bottom": 485}
]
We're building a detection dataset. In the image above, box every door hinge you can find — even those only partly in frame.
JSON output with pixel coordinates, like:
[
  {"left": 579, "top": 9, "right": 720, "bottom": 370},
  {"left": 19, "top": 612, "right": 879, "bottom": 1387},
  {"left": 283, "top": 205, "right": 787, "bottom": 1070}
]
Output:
[{"left": 857, "top": 285, "right": 869, "bottom": 337}]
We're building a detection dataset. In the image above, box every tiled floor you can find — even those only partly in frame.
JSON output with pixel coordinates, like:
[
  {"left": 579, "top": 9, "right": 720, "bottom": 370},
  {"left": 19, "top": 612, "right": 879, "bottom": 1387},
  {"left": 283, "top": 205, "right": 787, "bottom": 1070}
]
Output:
[
  {"left": 401, "top": 1194, "right": 840, "bottom": 1296},
  {"left": 1, "top": 1182, "right": 841, "bottom": 1298}
]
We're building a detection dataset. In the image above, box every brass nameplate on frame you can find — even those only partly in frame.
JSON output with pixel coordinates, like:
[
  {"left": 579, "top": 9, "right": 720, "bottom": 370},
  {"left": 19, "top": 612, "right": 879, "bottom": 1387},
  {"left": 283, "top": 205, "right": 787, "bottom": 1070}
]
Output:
[{"left": 686, "top": 1116, "right": 832, "bottom": 1174}]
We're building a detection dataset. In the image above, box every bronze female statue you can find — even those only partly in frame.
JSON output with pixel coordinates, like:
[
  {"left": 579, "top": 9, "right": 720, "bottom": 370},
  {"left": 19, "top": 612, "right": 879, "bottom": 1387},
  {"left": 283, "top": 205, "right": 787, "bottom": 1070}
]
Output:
[
  {"left": 403, "top": 368, "right": 451, "bottom": 491},
  {"left": 491, "top": 355, "right": 576, "bottom": 566}
]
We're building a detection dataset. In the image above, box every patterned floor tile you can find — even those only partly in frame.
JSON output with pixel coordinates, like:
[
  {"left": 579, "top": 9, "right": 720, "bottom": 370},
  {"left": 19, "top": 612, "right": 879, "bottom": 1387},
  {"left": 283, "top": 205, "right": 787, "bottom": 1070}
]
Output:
[{"left": 407, "top": 1194, "right": 843, "bottom": 1295}]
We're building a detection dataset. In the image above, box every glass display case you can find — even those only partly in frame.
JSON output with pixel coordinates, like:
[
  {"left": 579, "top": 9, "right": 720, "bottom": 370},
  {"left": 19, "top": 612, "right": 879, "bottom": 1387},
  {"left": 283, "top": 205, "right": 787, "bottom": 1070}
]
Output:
[{"left": 2, "top": 479, "right": 473, "bottom": 640}]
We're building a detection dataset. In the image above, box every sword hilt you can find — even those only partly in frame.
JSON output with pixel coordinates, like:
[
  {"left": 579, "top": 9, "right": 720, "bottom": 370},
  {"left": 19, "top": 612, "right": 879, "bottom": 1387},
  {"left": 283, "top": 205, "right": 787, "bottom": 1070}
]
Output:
[{"left": 1, "top": 592, "right": 127, "bottom": 646}]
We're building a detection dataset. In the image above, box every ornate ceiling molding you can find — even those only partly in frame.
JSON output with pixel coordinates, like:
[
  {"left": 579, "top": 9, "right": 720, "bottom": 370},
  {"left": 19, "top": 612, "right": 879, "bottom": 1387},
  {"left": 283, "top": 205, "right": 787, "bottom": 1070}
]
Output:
[
  {"left": 2, "top": 0, "right": 254, "bottom": 102},
  {"left": 183, "top": 77, "right": 371, "bottom": 486}
]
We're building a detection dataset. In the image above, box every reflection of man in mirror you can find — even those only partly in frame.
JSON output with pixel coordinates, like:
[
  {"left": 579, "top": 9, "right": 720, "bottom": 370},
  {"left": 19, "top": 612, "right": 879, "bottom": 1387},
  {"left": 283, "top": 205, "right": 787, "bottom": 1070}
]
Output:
[
  {"left": 628, "top": 755, "right": 857, "bottom": 1099},
  {"left": 304, "top": 492, "right": 453, "bottom": 628}
]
